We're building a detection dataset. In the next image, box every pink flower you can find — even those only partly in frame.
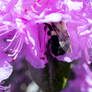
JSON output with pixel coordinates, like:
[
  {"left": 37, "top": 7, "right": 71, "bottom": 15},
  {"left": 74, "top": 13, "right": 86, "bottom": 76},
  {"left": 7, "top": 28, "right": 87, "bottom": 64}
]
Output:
[
  {"left": 0, "top": 0, "right": 92, "bottom": 91},
  {"left": 0, "top": 0, "right": 67, "bottom": 84}
]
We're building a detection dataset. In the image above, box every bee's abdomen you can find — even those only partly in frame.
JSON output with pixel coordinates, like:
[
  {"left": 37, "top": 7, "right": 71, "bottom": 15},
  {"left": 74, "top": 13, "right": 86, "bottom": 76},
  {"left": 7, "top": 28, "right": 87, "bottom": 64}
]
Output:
[{"left": 51, "top": 35, "right": 65, "bottom": 56}]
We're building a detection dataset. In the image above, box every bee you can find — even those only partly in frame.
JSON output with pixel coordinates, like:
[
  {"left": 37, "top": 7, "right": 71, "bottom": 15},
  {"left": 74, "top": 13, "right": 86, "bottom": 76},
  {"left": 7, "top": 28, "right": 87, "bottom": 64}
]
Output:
[{"left": 44, "top": 21, "right": 71, "bottom": 56}]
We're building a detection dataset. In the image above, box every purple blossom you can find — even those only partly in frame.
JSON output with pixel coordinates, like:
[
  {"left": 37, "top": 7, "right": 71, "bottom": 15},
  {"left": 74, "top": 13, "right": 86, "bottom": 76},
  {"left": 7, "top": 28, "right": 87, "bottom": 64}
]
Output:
[
  {"left": 0, "top": 0, "right": 66, "bottom": 84},
  {"left": 0, "top": 0, "right": 65, "bottom": 69},
  {"left": 0, "top": 0, "right": 92, "bottom": 91}
]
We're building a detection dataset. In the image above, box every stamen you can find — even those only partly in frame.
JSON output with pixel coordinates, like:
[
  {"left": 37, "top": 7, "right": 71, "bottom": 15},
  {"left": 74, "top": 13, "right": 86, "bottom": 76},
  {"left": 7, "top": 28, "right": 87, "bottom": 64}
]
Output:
[
  {"left": 0, "top": 29, "right": 15, "bottom": 37},
  {"left": 6, "top": 32, "right": 19, "bottom": 42},
  {"left": 31, "top": 5, "right": 38, "bottom": 13},
  {"left": 8, "top": 50, "right": 18, "bottom": 57},
  {"left": 24, "top": 9, "right": 28, "bottom": 13},
  {"left": 8, "top": 37, "right": 23, "bottom": 60},
  {"left": 3, "top": 32, "right": 23, "bottom": 60},
  {"left": 12, "top": 38, "right": 23, "bottom": 60},
  {"left": 12, "top": 58, "right": 15, "bottom": 62},
  {"left": 4, "top": 32, "right": 19, "bottom": 51}
]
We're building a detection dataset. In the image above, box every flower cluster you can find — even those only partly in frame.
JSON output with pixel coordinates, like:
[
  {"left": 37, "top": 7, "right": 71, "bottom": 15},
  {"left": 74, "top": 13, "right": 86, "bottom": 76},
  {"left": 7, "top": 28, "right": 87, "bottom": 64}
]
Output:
[
  {"left": 0, "top": 0, "right": 65, "bottom": 86},
  {"left": 0, "top": 0, "right": 92, "bottom": 91}
]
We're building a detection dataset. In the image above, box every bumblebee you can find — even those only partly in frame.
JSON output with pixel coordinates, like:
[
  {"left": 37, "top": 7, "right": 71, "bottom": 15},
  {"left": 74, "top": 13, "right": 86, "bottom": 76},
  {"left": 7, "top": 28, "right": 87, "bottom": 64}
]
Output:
[{"left": 44, "top": 21, "right": 71, "bottom": 56}]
